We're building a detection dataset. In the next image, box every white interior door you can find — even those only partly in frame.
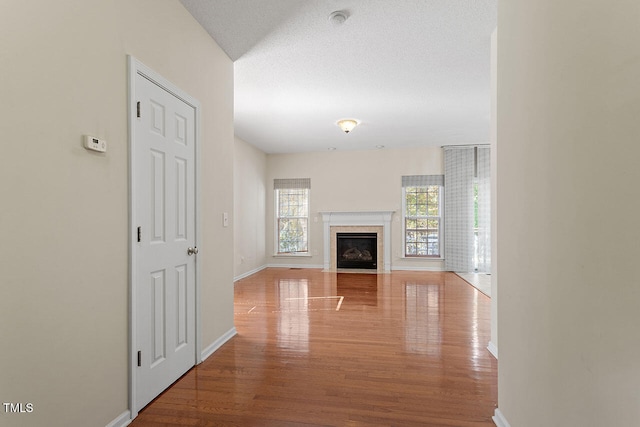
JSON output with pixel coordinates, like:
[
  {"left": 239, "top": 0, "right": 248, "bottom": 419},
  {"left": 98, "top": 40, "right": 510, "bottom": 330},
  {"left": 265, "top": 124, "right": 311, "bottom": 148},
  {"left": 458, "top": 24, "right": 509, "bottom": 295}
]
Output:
[{"left": 133, "top": 71, "right": 197, "bottom": 412}]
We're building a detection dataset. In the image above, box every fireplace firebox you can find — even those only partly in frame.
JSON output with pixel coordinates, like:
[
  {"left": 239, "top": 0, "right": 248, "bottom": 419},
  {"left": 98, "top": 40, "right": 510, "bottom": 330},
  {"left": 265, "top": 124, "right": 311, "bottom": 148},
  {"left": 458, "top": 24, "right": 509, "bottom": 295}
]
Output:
[{"left": 336, "top": 232, "right": 377, "bottom": 269}]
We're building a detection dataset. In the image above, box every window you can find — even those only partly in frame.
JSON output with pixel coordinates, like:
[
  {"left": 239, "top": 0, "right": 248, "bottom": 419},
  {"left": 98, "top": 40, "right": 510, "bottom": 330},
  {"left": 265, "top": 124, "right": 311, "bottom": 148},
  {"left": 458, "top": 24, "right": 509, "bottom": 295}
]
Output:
[
  {"left": 274, "top": 178, "right": 310, "bottom": 254},
  {"left": 402, "top": 175, "right": 443, "bottom": 257}
]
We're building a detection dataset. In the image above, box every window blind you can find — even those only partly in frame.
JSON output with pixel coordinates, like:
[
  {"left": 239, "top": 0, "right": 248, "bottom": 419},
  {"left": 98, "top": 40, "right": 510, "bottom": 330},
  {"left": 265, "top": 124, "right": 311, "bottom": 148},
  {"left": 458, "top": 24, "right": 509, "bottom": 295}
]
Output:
[
  {"left": 444, "top": 147, "right": 475, "bottom": 272},
  {"left": 476, "top": 147, "right": 491, "bottom": 273},
  {"left": 273, "top": 178, "right": 311, "bottom": 190},
  {"left": 401, "top": 175, "right": 444, "bottom": 187}
]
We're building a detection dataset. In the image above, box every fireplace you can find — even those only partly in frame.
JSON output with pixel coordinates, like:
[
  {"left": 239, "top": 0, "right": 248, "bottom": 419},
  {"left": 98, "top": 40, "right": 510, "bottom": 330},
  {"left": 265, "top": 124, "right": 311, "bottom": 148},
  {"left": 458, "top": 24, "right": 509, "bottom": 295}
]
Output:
[
  {"left": 336, "top": 232, "right": 377, "bottom": 269},
  {"left": 320, "top": 211, "right": 394, "bottom": 271}
]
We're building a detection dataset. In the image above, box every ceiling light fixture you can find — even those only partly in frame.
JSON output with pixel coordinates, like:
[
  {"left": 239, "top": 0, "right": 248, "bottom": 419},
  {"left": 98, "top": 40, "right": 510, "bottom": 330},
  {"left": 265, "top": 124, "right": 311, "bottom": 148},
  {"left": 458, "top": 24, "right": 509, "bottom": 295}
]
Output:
[{"left": 337, "top": 119, "right": 358, "bottom": 134}]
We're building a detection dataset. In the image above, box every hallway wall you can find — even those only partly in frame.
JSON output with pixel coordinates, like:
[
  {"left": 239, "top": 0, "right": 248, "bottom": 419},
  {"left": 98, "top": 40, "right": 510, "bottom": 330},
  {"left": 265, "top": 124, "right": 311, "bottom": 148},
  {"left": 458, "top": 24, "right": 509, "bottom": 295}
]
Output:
[
  {"left": 497, "top": 0, "right": 640, "bottom": 425},
  {"left": 0, "top": 1, "right": 234, "bottom": 426},
  {"left": 234, "top": 137, "right": 267, "bottom": 279}
]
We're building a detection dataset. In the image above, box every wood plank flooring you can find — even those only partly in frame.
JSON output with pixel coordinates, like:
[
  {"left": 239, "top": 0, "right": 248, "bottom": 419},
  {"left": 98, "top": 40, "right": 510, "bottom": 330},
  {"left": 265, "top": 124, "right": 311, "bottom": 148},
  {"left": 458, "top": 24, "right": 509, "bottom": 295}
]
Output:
[{"left": 130, "top": 268, "right": 497, "bottom": 426}]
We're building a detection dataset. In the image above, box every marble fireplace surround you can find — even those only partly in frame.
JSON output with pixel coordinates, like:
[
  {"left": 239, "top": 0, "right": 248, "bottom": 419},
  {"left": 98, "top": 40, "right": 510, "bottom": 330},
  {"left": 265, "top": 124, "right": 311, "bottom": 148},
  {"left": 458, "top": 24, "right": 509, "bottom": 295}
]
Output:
[{"left": 320, "top": 211, "right": 394, "bottom": 272}]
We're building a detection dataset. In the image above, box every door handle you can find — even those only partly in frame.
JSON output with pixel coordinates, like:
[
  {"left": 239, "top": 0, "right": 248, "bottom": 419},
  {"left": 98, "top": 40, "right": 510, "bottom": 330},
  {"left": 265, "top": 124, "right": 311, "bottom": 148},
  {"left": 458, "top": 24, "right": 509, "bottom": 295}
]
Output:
[{"left": 187, "top": 247, "right": 199, "bottom": 256}]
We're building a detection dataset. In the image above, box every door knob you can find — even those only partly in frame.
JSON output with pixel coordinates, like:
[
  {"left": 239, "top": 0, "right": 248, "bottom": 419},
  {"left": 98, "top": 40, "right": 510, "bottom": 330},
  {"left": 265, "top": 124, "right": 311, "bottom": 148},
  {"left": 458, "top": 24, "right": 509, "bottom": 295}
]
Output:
[{"left": 187, "top": 247, "right": 199, "bottom": 256}]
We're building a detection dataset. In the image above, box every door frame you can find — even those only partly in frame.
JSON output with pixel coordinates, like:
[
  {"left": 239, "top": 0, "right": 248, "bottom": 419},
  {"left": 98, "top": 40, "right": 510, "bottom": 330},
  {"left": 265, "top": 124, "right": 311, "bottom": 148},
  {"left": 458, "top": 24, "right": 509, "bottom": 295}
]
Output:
[{"left": 127, "top": 56, "right": 202, "bottom": 418}]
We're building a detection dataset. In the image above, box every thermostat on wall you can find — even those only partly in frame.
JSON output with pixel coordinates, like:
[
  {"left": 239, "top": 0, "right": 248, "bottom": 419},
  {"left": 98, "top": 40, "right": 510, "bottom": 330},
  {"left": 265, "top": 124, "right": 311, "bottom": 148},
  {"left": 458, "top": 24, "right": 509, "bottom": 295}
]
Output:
[{"left": 84, "top": 135, "right": 107, "bottom": 152}]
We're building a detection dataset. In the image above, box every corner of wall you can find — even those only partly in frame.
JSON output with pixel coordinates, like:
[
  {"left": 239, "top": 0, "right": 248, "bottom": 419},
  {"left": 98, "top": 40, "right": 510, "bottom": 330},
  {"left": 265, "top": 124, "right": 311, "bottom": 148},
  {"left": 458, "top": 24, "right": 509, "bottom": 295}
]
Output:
[
  {"left": 487, "top": 341, "right": 498, "bottom": 359},
  {"left": 492, "top": 409, "right": 512, "bottom": 427},
  {"left": 200, "top": 327, "right": 237, "bottom": 362},
  {"left": 105, "top": 410, "right": 132, "bottom": 427}
]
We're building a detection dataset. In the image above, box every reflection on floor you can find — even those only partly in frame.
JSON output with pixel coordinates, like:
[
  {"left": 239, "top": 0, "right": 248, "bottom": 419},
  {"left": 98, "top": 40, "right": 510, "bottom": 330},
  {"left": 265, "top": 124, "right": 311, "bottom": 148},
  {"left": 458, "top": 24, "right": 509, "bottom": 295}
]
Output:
[
  {"left": 457, "top": 272, "right": 491, "bottom": 297},
  {"left": 131, "top": 268, "right": 497, "bottom": 427},
  {"left": 337, "top": 272, "right": 378, "bottom": 306}
]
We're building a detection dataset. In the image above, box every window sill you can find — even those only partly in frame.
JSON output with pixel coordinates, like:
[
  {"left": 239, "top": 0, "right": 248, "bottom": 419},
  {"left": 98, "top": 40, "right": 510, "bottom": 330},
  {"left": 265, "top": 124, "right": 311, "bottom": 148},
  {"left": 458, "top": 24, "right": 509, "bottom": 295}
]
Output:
[
  {"left": 272, "top": 253, "right": 312, "bottom": 258},
  {"left": 399, "top": 256, "right": 444, "bottom": 261}
]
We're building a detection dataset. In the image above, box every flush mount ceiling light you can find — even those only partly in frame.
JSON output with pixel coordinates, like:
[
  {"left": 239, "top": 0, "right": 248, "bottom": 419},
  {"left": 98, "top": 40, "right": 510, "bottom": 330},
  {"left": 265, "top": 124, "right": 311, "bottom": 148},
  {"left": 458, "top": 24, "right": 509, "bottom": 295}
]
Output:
[
  {"left": 329, "top": 10, "right": 349, "bottom": 26},
  {"left": 337, "top": 119, "right": 358, "bottom": 134}
]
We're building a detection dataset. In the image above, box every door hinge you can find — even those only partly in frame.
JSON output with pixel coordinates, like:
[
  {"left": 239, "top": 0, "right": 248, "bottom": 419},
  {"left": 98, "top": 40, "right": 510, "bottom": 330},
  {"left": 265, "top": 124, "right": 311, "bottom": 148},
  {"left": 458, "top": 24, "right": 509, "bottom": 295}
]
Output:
[
  {"left": 137, "top": 226, "right": 141, "bottom": 243},
  {"left": 136, "top": 101, "right": 141, "bottom": 118},
  {"left": 137, "top": 351, "right": 141, "bottom": 367}
]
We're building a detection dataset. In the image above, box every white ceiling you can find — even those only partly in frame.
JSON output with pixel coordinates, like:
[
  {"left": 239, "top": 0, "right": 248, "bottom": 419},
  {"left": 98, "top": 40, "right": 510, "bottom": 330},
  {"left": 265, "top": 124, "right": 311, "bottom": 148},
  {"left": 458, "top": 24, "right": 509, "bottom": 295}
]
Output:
[{"left": 180, "top": 0, "right": 497, "bottom": 154}]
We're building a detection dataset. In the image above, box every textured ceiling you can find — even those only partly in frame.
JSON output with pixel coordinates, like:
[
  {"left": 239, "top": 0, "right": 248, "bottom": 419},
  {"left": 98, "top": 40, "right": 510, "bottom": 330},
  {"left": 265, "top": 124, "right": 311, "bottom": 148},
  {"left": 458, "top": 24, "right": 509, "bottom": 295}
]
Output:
[{"left": 180, "top": 0, "right": 497, "bottom": 154}]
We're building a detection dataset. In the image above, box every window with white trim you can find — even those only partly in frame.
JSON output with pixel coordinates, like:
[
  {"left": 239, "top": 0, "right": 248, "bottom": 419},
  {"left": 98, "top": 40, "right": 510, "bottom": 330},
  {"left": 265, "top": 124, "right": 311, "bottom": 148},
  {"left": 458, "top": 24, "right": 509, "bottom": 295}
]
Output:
[
  {"left": 402, "top": 175, "right": 443, "bottom": 257},
  {"left": 274, "top": 178, "right": 310, "bottom": 254}
]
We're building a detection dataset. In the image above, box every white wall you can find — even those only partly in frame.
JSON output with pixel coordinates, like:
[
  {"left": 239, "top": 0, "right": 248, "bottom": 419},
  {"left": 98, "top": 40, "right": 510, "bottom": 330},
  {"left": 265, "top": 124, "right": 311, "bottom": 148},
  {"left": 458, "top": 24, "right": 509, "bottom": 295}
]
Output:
[
  {"left": 234, "top": 137, "right": 267, "bottom": 279},
  {"left": 265, "top": 147, "right": 444, "bottom": 270},
  {"left": 0, "top": 1, "right": 234, "bottom": 426},
  {"left": 497, "top": 1, "right": 640, "bottom": 425}
]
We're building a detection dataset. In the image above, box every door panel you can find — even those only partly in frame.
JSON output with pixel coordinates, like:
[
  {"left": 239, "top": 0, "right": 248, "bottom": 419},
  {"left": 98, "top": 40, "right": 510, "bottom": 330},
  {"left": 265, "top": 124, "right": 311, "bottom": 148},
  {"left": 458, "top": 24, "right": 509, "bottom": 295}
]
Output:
[
  {"left": 176, "top": 264, "right": 188, "bottom": 348},
  {"left": 150, "top": 270, "right": 166, "bottom": 366},
  {"left": 150, "top": 150, "right": 165, "bottom": 243},
  {"left": 175, "top": 157, "right": 187, "bottom": 240},
  {"left": 134, "top": 74, "right": 196, "bottom": 412}
]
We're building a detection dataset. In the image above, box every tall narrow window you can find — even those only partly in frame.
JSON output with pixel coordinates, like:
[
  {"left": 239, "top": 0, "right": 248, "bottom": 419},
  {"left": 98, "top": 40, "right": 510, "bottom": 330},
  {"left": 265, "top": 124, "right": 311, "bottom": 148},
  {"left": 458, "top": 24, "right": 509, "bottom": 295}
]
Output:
[
  {"left": 402, "top": 175, "right": 443, "bottom": 257},
  {"left": 274, "top": 178, "right": 310, "bottom": 254}
]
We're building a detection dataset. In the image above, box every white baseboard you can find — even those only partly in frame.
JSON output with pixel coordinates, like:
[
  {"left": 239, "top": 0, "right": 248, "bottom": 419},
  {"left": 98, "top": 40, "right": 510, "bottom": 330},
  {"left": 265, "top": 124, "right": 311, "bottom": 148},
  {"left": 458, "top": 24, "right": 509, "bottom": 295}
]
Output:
[
  {"left": 492, "top": 408, "right": 511, "bottom": 427},
  {"left": 265, "top": 263, "right": 324, "bottom": 269},
  {"left": 200, "top": 327, "right": 237, "bottom": 362},
  {"left": 234, "top": 265, "right": 267, "bottom": 282},
  {"left": 391, "top": 266, "right": 444, "bottom": 272},
  {"left": 106, "top": 410, "right": 131, "bottom": 427},
  {"left": 487, "top": 341, "right": 498, "bottom": 359},
  {"left": 238, "top": 264, "right": 445, "bottom": 273}
]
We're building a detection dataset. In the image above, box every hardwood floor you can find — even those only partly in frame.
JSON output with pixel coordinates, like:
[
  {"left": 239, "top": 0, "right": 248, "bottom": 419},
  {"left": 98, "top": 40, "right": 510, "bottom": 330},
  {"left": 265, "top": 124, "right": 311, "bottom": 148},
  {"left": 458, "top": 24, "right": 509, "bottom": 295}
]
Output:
[{"left": 130, "top": 268, "right": 497, "bottom": 426}]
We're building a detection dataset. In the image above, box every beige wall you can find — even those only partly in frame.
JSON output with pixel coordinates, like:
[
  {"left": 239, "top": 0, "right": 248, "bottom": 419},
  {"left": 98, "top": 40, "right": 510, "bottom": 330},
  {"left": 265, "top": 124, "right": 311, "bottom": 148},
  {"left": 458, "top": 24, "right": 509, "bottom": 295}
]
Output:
[
  {"left": 266, "top": 147, "right": 444, "bottom": 270},
  {"left": 0, "top": 1, "right": 234, "bottom": 426},
  {"left": 497, "top": 1, "right": 640, "bottom": 425},
  {"left": 489, "top": 28, "right": 498, "bottom": 356},
  {"left": 234, "top": 137, "right": 267, "bottom": 279}
]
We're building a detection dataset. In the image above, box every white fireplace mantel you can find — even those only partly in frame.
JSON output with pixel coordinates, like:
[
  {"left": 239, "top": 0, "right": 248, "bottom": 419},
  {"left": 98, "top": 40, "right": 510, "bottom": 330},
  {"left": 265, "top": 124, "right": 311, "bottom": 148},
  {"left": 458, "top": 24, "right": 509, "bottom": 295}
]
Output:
[{"left": 320, "top": 211, "right": 394, "bottom": 271}]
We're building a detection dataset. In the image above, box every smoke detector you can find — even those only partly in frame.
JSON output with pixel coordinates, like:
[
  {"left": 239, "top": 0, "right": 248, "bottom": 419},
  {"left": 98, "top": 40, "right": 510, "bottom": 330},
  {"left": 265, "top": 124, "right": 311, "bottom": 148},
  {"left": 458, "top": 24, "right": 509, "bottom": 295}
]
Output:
[{"left": 329, "top": 10, "right": 349, "bottom": 26}]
